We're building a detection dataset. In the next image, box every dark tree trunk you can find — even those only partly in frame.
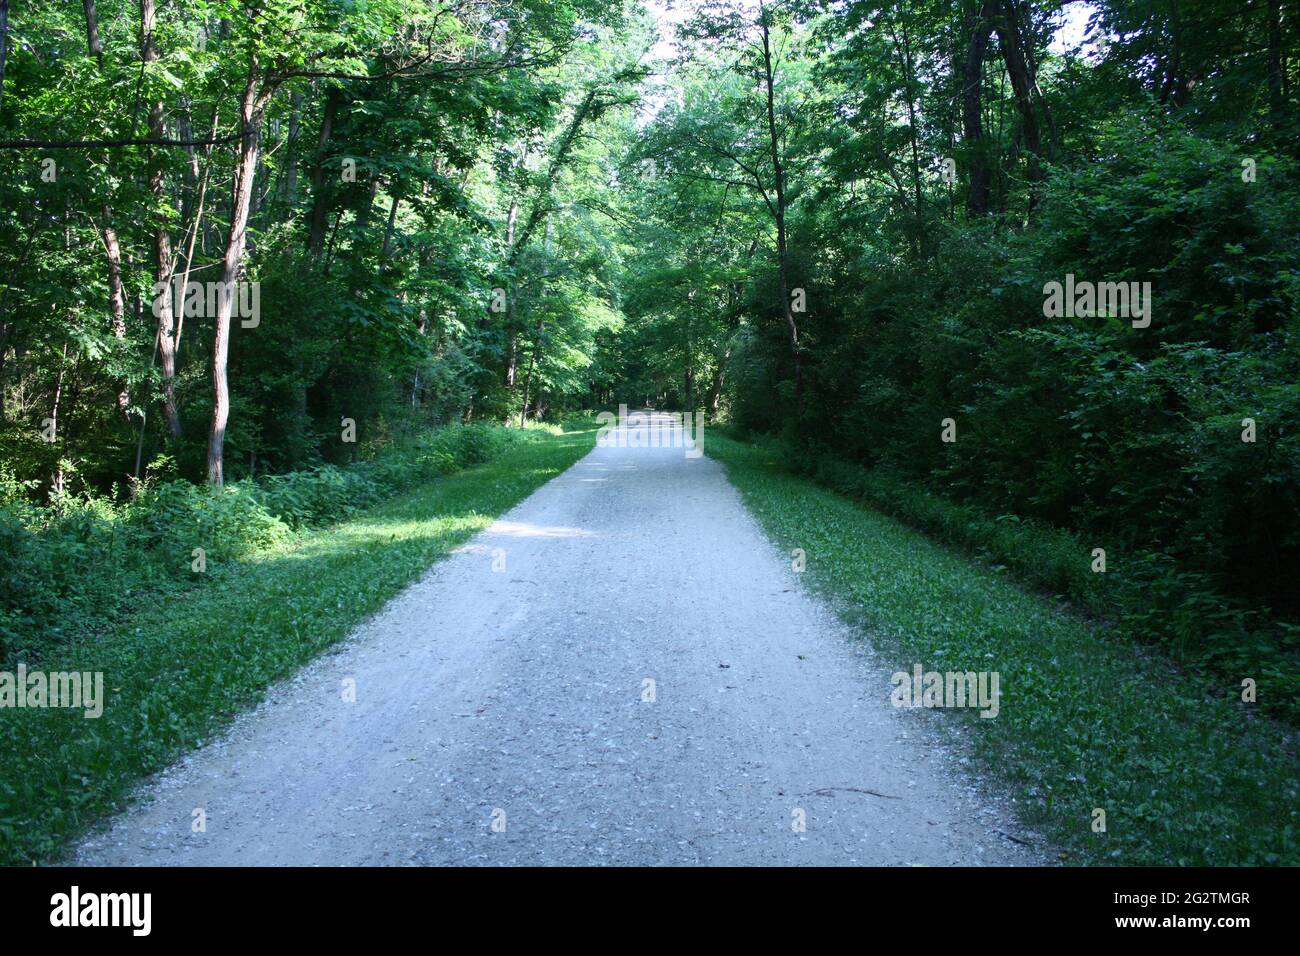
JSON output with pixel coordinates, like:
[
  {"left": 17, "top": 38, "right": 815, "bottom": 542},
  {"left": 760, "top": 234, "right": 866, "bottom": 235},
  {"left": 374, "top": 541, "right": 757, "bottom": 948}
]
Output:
[
  {"left": 759, "top": 3, "right": 802, "bottom": 412},
  {"left": 306, "top": 86, "right": 342, "bottom": 256},
  {"left": 100, "top": 213, "right": 130, "bottom": 419},
  {"left": 993, "top": 0, "right": 1045, "bottom": 217},
  {"left": 1268, "top": 0, "right": 1284, "bottom": 132},
  {"left": 962, "top": 1, "right": 997, "bottom": 216},
  {"left": 0, "top": 1, "right": 10, "bottom": 113},
  {"left": 519, "top": 322, "right": 543, "bottom": 427},
  {"left": 284, "top": 91, "right": 302, "bottom": 205},
  {"left": 50, "top": 343, "right": 68, "bottom": 495},
  {"left": 1159, "top": 0, "right": 1189, "bottom": 107},
  {"left": 706, "top": 357, "right": 727, "bottom": 421},
  {"left": 890, "top": 13, "right": 924, "bottom": 246},
  {"left": 503, "top": 189, "right": 521, "bottom": 386},
  {"left": 81, "top": 0, "right": 104, "bottom": 65}
]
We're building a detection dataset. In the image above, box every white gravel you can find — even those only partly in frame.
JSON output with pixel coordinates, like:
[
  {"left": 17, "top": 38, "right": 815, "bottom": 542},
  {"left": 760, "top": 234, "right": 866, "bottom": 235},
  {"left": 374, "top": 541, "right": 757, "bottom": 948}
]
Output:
[{"left": 73, "top": 414, "right": 1047, "bottom": 866}]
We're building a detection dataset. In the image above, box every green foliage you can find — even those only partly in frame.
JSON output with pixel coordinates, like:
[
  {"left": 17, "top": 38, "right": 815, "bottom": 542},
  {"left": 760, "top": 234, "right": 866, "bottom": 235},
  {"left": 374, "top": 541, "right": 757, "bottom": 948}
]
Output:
[
  {"left": 763, "top": 114, "right": 1300, "bottom": 710},
  {"left": 0, "top": 424, "right": 524, "bottom": 665},
  {"left": 0, "top": 0, "right": 640, "bottom": 495}
]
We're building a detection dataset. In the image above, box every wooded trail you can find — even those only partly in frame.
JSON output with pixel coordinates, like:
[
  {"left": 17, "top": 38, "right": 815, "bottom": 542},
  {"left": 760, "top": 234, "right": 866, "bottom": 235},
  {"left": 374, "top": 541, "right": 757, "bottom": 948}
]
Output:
[{"left": 74, "top": 415, "right": 1038, "bottom": 866}]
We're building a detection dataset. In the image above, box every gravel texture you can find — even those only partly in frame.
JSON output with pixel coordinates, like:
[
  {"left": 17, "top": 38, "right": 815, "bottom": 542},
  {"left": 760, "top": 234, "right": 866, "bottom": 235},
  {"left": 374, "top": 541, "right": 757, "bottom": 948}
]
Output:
[{"left": 74, "top": 414, "right": 1045, "bottom": 866}]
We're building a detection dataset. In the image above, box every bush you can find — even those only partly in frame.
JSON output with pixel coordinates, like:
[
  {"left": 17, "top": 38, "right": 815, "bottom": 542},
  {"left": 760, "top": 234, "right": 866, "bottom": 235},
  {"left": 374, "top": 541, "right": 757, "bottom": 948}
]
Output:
[{"left": 0, "top": 424, "right": 522, "bottom": 666}]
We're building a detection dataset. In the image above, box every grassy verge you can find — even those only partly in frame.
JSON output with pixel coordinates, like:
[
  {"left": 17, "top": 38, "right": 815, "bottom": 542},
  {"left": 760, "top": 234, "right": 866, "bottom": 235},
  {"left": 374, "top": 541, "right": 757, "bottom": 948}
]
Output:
[
  {"left": 707, "top": 431, "right": 1298, "bottom": 866},
  {"left": 768, "top": 438, "right": 1300, "bottom": 725},
  {"left": 0, "top": 419, "right": 597, "bottom": 865}
]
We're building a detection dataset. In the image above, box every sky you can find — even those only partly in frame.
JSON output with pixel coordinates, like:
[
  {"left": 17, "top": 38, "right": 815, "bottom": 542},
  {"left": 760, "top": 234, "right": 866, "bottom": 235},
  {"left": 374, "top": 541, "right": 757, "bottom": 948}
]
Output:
[
  {"left": 635, "top": 1, "right": 1100, "bottom": 124},
  {"left": 1050, "top": 2, "right": 1099, "bottom": 55},
  {"left": 643, "top": 1, "right": 1100, "bottom": 63}
]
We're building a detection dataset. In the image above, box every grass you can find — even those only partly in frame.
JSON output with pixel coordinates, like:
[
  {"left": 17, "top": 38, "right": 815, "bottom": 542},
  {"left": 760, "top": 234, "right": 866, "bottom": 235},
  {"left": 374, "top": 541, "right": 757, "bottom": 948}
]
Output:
[
  {"left": 706, "top": 430, "right": 1299, "bottom": 866},
  {"left": 0, "top": 419, "right": 598, "bottom": 866}
]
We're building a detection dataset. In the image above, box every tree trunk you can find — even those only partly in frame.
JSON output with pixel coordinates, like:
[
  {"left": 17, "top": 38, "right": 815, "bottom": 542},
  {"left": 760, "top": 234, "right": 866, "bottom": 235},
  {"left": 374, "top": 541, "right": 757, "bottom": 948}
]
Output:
[
  {"left": 50, "top": 343, "right": 68, "bottom": 496},
  {"left": 307, "top": 86, "right": 342, "bottom": 256},
  {"left": 208, "top": 64, "right": 274, "bottom": 486},
  {"left": 284, "top": 91, "right": 302, "bottom": 204},
  {"left": 143, "top": 0, "right": 183, "bottom": 438},
  {"left": 81, "top": 0, "right": 104, "bottom": 65},
  {"left": 962, "top": 1, "right": 997, "bottom": 216},
  {"left": 82, "top": 3, "right": 126, "bottom": 419},
  {"left": 100, "top": 213, "right": 130, "bottom": 419},
  {"left": 890, "top": 13, "right": 923, "bottom": 246},
  {"left": 505, "top": 331, "right": 519, "bottom": 388},
  {"left": 706, "top": 359, "right": 726, "bottom": 420},
  {"left": 499, "top": 183, "right": 520, "bottom": 385},
  {"left": 759, "top": 4, "right": 802, "bottom": 411},
  {"left": 381, "top": 190, "right": 400, "bottom": 259},
  {"left": 519, "top": 322, "right": 543, "bottom": 427},
  {"left": 177, "top": 99, "right": 200, "bottom": 206},
  {"left": 0, "top": 320, "right": 9, "bottom": 419},
  {"left": 993, "top": 0, "right": 1045, "bottom": 215},
  {"left": 1268, "top": 0, "right": 1284, "bottom": 133},
  {"left": 503, "top": 190, "right": 520, "bottom": 385},
  {"left": 707, "top": 277, "right": 744, "bottom": 422},
  {"left": 1159, "top": 0, "right": 1189, "bottom": 107},
  {"left": 0, "top": 1, "right": 10, "bottom": 113},
  {"left": 410, "top": 311, "right": 427, "bottom": 407}
]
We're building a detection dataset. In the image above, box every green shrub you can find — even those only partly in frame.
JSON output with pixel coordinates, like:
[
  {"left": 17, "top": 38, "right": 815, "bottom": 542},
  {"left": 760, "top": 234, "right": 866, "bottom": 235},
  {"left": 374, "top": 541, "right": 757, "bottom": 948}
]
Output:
[{"left": 0, "top": 424, "right": 522, "bottom": 667}]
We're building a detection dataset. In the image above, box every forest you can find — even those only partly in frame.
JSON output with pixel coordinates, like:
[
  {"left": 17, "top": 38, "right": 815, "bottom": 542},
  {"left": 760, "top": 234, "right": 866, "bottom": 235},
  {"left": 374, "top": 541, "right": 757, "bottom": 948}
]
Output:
[{"left": 1, "top": 0, "right": 1298, "bottom": 734}]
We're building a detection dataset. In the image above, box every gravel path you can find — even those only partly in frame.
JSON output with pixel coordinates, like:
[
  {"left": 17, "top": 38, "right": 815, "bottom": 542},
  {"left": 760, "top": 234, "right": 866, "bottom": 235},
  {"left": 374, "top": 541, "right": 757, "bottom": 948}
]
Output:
[{"left": 74, "top": 414, "right": 1044, "bottom": 866}]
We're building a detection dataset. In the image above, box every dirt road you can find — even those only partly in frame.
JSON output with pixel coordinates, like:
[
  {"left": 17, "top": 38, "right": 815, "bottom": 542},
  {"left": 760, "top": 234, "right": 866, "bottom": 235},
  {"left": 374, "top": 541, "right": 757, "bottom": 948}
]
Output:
[{"left": 74, "top": 414, "right": 1041, "bottom": 866}]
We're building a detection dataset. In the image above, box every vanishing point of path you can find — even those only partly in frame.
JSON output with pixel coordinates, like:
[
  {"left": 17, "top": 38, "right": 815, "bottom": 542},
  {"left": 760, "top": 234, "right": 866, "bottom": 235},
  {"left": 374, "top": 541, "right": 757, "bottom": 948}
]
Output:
[{"left": 75, "top": 414, "right": 1043, "bottom": 866}]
